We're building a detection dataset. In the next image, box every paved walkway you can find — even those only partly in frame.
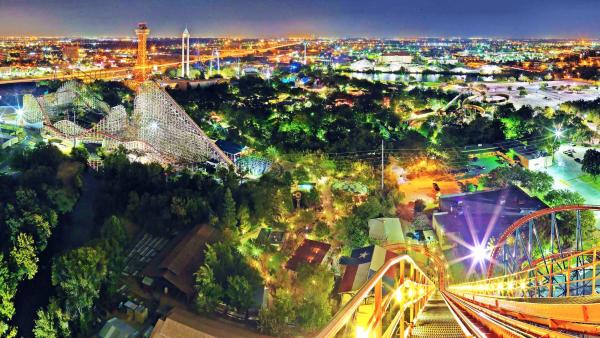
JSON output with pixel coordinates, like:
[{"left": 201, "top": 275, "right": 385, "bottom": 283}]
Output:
[{"left": 542, "top": 145, "right": 600, "bottom": 205}]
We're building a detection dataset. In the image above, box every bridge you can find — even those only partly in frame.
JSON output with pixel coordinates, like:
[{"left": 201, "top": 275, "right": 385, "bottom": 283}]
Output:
[
  {"left": 317, "top": 205, "right": 600, "bottom": 337},
  {"left": 0, "top": 42, "right": 302, "bottom": 85}
]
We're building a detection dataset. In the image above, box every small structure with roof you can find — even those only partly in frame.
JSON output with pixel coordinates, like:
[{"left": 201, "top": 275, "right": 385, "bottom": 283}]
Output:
[
  {"left": 349, "top": 59, "right": 374, "bottom": 72},
  {"left": 143, "top": 224, "right": 218, "bottom": 301},
  {"left": 500, "top": 140, "right": 552, "bottom": 170},
  {"left": 368, "top": 217, "right": 405, "bottom": 245},
  {"left": 285, "top": 239, "right": 331, "bottom": 271},
  {"left": 98, "top": 317, "right": 138, "bottom": 338},
  {"left": 257, "top": 228, "right": 286, "bottom": 246},
  {"left": 151, "top": 308, "right": 264, "bottom": 338},
  {"left": 432, "top": 186, "right": 545, "bottom": 277},
  {"left": 216, "top": 139, "right": 247, "bottom": 162},
  {"left": 378, "top": 51, "right": 413, "bottom": 64}
]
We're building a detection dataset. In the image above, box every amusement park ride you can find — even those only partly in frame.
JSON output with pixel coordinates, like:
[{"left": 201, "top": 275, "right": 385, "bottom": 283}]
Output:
[{"left": 317, "top": 206, "right": 600, "bottom": 338}]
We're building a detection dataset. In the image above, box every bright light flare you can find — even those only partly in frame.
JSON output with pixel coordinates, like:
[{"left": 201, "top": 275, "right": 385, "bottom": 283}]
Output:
[
  {"left": 395, "top": 288, "right": 403, "bottom": 302},
  {"left": 471, "top": 244, "right": 489, "bottom": 264},
  {"left": 554, "top": 129, "right": 563, "bottom": 138},
  {"left": 355, "top": 326, "right": 369, "bottom": 338}
]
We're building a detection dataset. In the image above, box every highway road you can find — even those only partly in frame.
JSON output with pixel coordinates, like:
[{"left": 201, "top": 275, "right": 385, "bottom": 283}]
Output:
[{"left": 0, "top": 42, "right": 302, "bottom": 85}]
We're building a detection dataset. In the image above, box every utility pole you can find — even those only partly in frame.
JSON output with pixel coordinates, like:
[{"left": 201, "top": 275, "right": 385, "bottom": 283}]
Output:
[{"left": 381, "top": 139, "right": 384, "bottom": 192}]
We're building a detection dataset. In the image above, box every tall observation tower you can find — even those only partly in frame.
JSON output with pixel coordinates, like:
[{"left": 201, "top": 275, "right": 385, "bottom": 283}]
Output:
[
  {"left": 135, "top": 23, "right": 150, "bottom": 81},
  {"left": 181, "top": 27, "right": 190, "bottom": 78}
]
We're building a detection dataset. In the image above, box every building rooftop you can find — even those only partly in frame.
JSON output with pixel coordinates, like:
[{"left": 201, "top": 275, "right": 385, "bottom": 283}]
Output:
[
  {"left": 144, "top": 224, "right": 218, "bottom": 297},
  {"left": 286, "top": 239, "right": 331, "bottom": 271},
  {"left": 512, "top": 145, "right": 549, "bottom": 159},
  {"left": 433, "top": 186, "right": 545, "bottom": 268},
  {"left": 98, "top": 318, "right": 138, "bottom": 338},
  {"left": 216, "top": 139, "right": 246, "bottom": 155},
  {"left": 381, "top": 51, "right": 411, "bottom": 56},
  {"left": 151, "top": 308, "right": 265, "bottom": 338},
  {"left": 368, "top": 217, "right": 405, "bottom": 243}
]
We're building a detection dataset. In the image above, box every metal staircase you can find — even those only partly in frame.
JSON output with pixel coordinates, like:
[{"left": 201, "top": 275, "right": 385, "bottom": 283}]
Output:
[{"left": 409, "top": 291, "right": 465, "bottom": 338}]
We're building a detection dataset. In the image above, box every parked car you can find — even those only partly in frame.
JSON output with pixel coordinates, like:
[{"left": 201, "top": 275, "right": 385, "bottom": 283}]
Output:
[
  {"left": 432, "top": 182, "right": 440, "bottom": 192},
  {"left": 575, "top": 158, "right": 582, "bottom": 163}
]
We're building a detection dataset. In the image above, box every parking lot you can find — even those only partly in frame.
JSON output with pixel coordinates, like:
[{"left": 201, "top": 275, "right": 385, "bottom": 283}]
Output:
[{"left": 542, "top": 144, "right": 600, "bottom": 205}]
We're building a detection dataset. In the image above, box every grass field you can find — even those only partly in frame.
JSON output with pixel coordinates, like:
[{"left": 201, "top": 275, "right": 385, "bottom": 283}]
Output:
[{"left": 580, "top": 174, "right": 600, "bottom": 192}]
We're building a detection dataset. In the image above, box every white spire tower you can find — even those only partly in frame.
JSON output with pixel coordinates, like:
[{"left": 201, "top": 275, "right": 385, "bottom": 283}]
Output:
[
  {"left": 181, "top": 27, "right": 190, "bottom": 78},
  {"left": 303, "top": 41, "right": 307, "bottom": 65}
]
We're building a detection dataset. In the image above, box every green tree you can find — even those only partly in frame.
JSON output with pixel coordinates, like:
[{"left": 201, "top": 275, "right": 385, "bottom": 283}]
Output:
[
  {"left": 51, "top": 247, "right": 107, "bottom": 327},
  {"left": 297, "top": 296, "right": 332, "bottom": 331},
  {"left": 522, "top": 171, "right": 554, "bottom": 195},
  {"left": 544, "top": 189, "right": 596, "bottom": 242},
  {"left": 225, "top": 275, "right": 253, "bottom": 314},
  {"left": 33, "top": 299, "right": 71, "bottom": 338},
  {"left": 582, "top": 149, "right": 600, "bottom": 179},
  {"left": 194, "top": 265, "right": 223, "bottom": 313},
  {"left": 98, "top": 216, "right": 128, "bottom": 299},
  {"left": 0, "top": 254, "right": 17, "bottom": 338},
  {"left": 70, "top": 145, "right": 89, "bottom": 164},
  {"left": 294, "top": 264, "right": 334, "bottom": 330},
  {"left": 259, "top": 291, "right": 295, "bottom": 336},
  {"left": 221, "top": 188, "right": 237, "bottom": 229},
  {"left": 10, "top": 233, "right": 39, "bottom": 280},
  {"left": 46, "top": 188, "right": 77, "bottom": 214},
  {"left": 237, "top": 203, "right": 252, "bottom": 234},
  {"left": 100, "top": 216, "right": 128, "bottom": 246}
]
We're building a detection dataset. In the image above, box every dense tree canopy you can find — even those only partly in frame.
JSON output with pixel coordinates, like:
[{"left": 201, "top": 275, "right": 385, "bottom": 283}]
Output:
[{"left": 582, "top": 149, "right": 600, "bottom": 178}]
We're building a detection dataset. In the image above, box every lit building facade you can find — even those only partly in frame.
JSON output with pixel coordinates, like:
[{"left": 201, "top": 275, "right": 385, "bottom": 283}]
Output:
[{"left": 135, "top": 23, "right": 150, "bottom": 81}]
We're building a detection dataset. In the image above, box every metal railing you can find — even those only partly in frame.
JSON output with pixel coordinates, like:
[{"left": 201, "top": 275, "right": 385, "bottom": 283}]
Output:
[
  {"left": 450, "top": 246, "right": 600, "bottom": 298},
  {"left": 315, "top": 254, "right": 435, "bottom": 338}
]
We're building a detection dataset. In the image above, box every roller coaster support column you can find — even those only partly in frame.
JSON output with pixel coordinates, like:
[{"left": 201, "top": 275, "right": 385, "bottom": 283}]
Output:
[
  {"left": 374, "top": 279, "right": 382, "bottom": 337},
  {"left": 593, "top": 248, "right": 598, "bottom": 296},
  {"left": 398, "top": 261, "right": 406, "bottom": 335},
  {"left": 410, "top": 264, "right": 415, "bottom": 323}
]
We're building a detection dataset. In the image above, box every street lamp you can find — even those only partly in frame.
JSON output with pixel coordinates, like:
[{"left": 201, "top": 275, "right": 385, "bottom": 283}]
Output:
[{"left": 554, "top": 128, "right": 563, "bottom": 138}]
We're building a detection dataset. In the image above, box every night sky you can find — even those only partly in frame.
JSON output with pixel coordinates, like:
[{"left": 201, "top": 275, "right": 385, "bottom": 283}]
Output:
[{"left": 1, "top": 0, "right": 599, "bottom": 38}]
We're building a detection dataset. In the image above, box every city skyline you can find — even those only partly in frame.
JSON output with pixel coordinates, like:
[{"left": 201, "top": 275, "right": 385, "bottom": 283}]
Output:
[{"left": 1, "top": 0, "right": 600, "bottom": 38}]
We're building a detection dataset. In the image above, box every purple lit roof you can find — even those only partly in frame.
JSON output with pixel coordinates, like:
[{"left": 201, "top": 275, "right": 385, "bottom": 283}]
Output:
[{"left": 433, "top": 186, "right": 546, "bottom": 272}]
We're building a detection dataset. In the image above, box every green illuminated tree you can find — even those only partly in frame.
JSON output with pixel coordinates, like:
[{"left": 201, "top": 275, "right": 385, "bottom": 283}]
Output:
[
  {"left": 225, "top": 275, "right": 253, "bottom": 314},
  {"left": 259, "top": 290, "right": 295, "bottom": 336},
  {"left": 10, "top": 233, "right": 39, "bottom": 280},
  {"left": 221, "top": 188, "right": 237, "bottom": 229},
  {"left": 33, "top": 299, "right": 71, "bottom": 338},
  {"left": 51, "top": 247, "right": 107, "bottom": 327},
  {"left": 0, "top": 254, "right": 17, "bottom": 338},
  {"left": 194, "top": 264, "right": 223, "bottom": 313},
  {"left": 582, "top": 149, "right": 600, "bottom": 179}
]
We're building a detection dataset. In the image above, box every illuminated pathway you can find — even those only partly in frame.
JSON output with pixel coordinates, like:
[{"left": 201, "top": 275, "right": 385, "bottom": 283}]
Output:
[
  {"left": 409, "top": 292, "right": 465, "bottom": 337},
  {"left": 317, "top": 205, "right": 600, "bottom": 337}
]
